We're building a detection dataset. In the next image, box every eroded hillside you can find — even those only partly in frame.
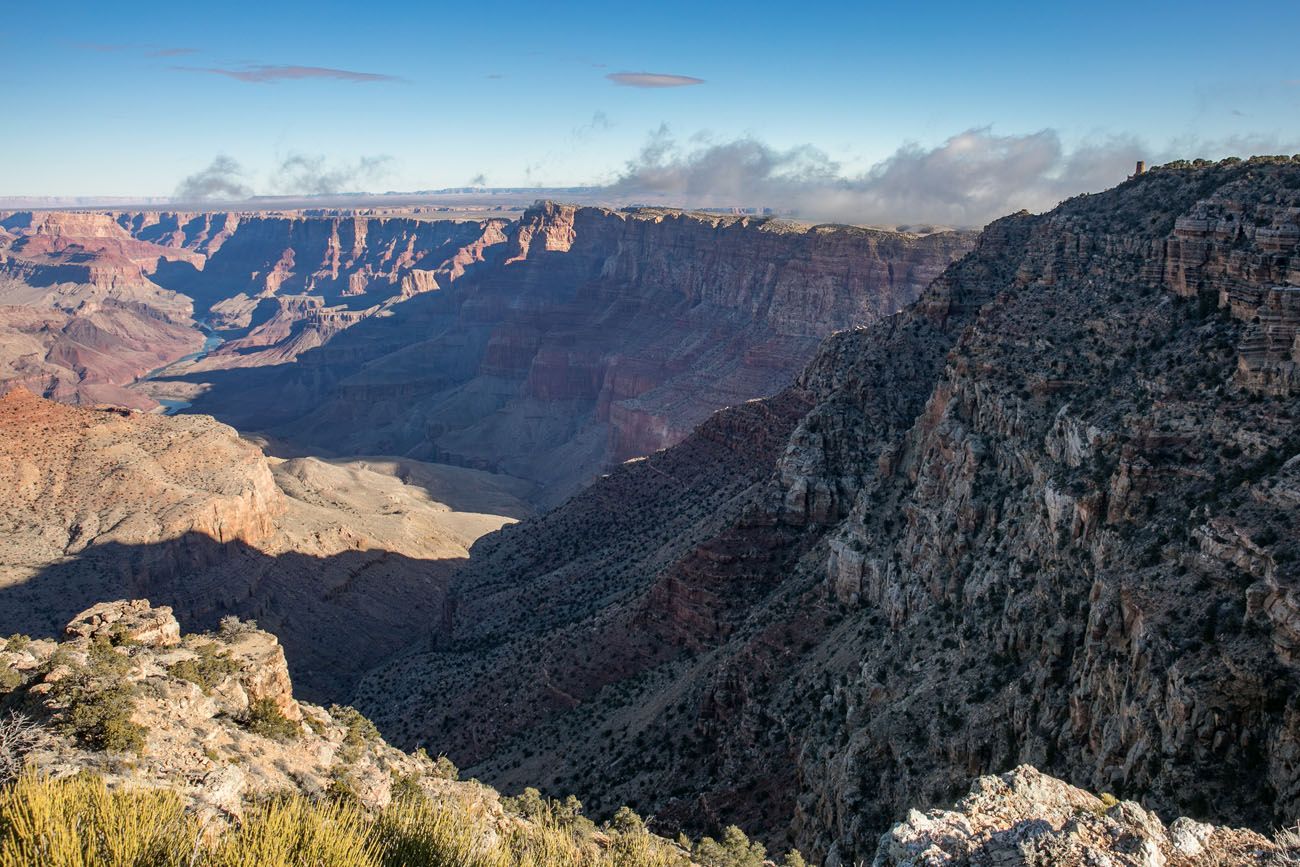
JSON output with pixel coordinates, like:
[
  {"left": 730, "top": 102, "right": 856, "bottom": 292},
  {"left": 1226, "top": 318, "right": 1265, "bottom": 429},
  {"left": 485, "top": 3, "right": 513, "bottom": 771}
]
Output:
[
  {"left": 0, "top": 388, "right": 532, "bottom": 698},
  {"left": 354, "top": 158, "right": 1300, "bottom": 864}
]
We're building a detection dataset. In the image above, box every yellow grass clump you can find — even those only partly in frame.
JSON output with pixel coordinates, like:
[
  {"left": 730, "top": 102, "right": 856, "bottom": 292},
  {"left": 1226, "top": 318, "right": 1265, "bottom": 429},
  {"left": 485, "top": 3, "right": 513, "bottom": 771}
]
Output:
[{"left": 0, "top": 772, "right": 693, "bottom": 867}]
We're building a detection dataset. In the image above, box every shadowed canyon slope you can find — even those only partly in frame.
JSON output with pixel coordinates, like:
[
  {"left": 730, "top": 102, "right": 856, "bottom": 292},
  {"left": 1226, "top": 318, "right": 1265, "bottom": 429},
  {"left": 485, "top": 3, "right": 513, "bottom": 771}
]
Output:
[
  {"left": 353, "top": 158, "right": 1300, "bottom": 864},
  {"left": 0, "top": 387, "right": 531, "bottom": 698},
  {"left": 0, "top": 204, "right": 975, "bottom": 502}
]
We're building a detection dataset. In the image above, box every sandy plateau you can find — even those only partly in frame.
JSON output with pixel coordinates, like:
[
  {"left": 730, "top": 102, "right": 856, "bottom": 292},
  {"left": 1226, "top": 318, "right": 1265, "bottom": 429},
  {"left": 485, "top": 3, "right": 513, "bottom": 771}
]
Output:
[{"left": 0, "top": 387, "right": 532, "bottom": 697}]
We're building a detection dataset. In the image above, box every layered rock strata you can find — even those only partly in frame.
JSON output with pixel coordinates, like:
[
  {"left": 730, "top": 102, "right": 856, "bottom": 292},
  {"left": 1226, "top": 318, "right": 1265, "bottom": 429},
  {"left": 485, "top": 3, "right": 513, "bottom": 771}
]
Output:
[{"left": 355, "top": 158, "right": 1300, "bottom": 863}]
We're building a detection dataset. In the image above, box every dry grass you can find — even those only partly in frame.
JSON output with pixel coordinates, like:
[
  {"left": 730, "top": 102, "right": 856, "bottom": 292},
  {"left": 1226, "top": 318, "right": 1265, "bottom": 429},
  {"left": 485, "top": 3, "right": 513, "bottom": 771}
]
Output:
[{"left": 0, "top": 772, "right": 694, "bottom": 867}]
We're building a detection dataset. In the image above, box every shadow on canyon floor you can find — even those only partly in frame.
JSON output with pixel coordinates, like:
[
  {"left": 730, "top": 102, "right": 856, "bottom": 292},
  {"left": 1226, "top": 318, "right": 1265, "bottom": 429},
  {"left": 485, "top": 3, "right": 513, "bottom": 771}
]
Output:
[{"left": 0, "top": 534, "right": 456, "bottom": 703}]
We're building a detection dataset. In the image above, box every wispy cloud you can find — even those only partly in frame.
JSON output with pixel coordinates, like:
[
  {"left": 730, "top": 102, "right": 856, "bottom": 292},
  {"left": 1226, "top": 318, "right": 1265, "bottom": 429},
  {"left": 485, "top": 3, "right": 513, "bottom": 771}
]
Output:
[
  {"left": 174, "top": 155, "right": 252, "bottom": 201},
  {"left": 77, "top": 42, "right": 197, "bottom": 57},
  {"left": 606, "top": 71, "right": 704, "bottom": 88},
  {"left": 173, "top": 153, "right": 393, "bottom": 200},
  {"left": 573, "top": 110, "right": 613, "bottom": 140},
  {"left": 268, "top": 154, "right": 392, "bottom": 195},
  {"left": 174, "top": 64, "right": 401, "bottom": 84}
]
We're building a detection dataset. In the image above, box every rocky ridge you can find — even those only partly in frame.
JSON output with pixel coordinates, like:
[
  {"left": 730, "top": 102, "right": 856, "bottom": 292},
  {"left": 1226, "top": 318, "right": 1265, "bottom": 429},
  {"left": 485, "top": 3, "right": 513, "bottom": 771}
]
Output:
[
  {"left": 0, "top": 600, "right": 564, "bottom": 836},
  {"left": 872, "top": 765, "right": 1285, "bottom": 866},
  {"left": 354, "top": 158, "right": 1300, "bottom": 863}
]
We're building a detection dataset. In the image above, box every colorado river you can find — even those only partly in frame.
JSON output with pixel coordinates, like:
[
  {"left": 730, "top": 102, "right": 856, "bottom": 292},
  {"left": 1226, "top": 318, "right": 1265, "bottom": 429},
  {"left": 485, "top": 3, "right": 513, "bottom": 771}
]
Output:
[{"left": 141, "top": 322, "right": 224, "bottom": 414}]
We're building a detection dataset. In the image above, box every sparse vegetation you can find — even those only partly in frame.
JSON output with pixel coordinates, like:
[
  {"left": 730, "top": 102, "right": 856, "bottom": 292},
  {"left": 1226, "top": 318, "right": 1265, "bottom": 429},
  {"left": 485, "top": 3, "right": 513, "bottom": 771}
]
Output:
[
  {"left": 330, "top": 704, "right": 380, "bottom": 762},
  {"left": 0, "top": 771, "right": 697, "bottom": 866},
  {"left": 243, "top": 698, "right": 300, "bottom": 741},
  {"left": 168, "top": 641, "right": 240, "bottom": 694},
  {"left": 50, "top": 638, "right": 147, "bottom": 755},
  {"left": 218, "top": 615, "right": 260, "bottom": 637},
  {"left": 693, "top": 825, "right": 767, "bottom": 867},
  {"left": 0, "top": 714, "right": 43, "bottom": 784}
]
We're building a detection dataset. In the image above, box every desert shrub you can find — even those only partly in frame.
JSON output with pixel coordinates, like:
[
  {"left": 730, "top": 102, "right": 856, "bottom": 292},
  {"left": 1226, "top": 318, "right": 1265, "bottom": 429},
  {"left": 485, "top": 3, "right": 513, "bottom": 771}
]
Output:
[
  {"left": 0, "top": 771, "right": 698, "bottom": 867},
  {"left": 693, "top": 825, "right": 767, "bottom": 867},
  {"left": 217, "top": 615, "right": 259, "bottom": 637},
  {"left": 0, "top": 714, "right": 43, "bottom": 785},
  {"left": 431, "top": 754, "right": 459, "bottom": 781},
  {"left": 372, "top": 794, "right": 509, "bottom": 867},
  {"left": 329, "top": 705, "right": 379, "bottom": 762},
  {"left": 0, "top": 669, "right": 21, "bottom": 693},
  {"left": 243, "top": 698, "right": 299, "bottom": 741},
  {"left": 389, "top": 770, "right": 424, "bottom": 803},
  {"left": 608, "top": 804, "right": 645, "bottom": 835},
  {"left": 53, "top": 641, "right": 146, "bottom": 755},
  {"left": 1, "top": 635, "right": 30, "bottom": 653},
  {"left": 209, "top": 794, "right": 377, "bottom": 867},
  {"left": 599, "top": 811, "right": 691, "bottom": 867},
  {"left": 0, "top": 771, "right": 195, "bottom": 866},
  {"left": 504, "top": 787, "right": 549, "bottom": 821},
  {"left": 168, "top": 642, "right": 239, "bottom": 694}
]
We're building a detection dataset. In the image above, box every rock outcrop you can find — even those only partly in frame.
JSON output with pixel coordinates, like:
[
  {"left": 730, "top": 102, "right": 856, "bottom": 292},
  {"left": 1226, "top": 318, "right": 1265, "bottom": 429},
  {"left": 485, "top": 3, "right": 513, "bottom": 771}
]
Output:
[
  {"left": 0, "top": 601, "right": 509, "bottom": 821},
  {"left": 354, "top": 158, "right": 1300, "bottom": 862},
  {"left": 873, "top": 765, "right": 1280, "bottom": 867}
]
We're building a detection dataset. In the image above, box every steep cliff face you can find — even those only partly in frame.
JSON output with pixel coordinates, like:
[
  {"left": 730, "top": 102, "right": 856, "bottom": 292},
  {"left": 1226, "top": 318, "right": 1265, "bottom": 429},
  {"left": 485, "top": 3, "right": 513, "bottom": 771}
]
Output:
[
  {"left": 204, "top": 203, "right": 973, "bottom": 501},
  {"left": 354, "top": 158, "right": 1300, "bottom": 863},
  {"left": 0, "top": 212, "right": 209, "bottom": 407},
  {"left": 1, "top": 205, "right": 970, "bottom": 500},
  {"left": 0, "top": 209, "right": 507, "bottom": 410}
]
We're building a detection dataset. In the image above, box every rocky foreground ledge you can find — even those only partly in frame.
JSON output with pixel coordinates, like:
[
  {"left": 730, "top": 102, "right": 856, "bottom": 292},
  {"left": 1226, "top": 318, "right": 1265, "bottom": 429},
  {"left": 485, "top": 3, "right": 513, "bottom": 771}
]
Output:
[
  {"left": 0, "top": 599, "right": 464, "bottom": 822},
  {"left": 873, "top": 765, "right": 1288, "bottom": 867},
  {"left": 2, "top": 600, "right": 1294, "bottom": 866}
]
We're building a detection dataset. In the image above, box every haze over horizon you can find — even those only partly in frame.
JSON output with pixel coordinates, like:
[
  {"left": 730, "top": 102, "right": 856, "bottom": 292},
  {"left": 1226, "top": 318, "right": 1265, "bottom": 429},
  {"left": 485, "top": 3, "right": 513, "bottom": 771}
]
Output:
[{"left": 4, "top": 0, "right": 1299, "bottom": 224}]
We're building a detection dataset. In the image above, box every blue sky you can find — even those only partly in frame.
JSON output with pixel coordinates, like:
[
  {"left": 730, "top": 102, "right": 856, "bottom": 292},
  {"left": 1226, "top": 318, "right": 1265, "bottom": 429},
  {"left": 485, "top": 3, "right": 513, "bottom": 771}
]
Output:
[{"left": 4, "top": 0, "right": 1298, "bottom": 218}]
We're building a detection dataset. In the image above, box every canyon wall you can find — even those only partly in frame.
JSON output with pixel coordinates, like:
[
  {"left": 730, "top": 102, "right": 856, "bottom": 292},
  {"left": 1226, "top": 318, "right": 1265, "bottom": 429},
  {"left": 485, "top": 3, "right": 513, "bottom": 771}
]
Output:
[
  {"left": 0, "top": 205, "right": 973, "bottom": 501},
  {"left": 354, "top": 158, "right": 1300, "bottom": 863},
  {"left": 179, "top": 203, "right": 971, "bottom": 501}
]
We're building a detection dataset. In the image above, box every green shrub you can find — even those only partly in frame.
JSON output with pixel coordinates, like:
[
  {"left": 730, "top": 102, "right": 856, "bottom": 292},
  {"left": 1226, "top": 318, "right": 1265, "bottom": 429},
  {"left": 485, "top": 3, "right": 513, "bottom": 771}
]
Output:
[
  {"left": 52, "top": 642, "right": 146, "bottom": 755},
  {"left": 389, "top": 770, "right": 424, "bottom": 803},
  {"left": 0, "top": 770, "right": 698, "bottom": 866},
  {"left": 243, "top": 698, "right": 300, "bottom": 741},
  {"left": 693, "top": 825, "right": 767, "bottom": 867},
  {"left": 209, "top": 793, "right": 377, "bottom": 867},
  {"left": 431, "top": 754, "right": 459, "bottom": 781},
  {"left": 168, "top": 642, "right": 239, "bottom": 694},
  {"left": 0, "top": 669, "right": 22, "bottom": 693},
  {"left": 329, "top": 705, "right": 380, "bottom": 762}
]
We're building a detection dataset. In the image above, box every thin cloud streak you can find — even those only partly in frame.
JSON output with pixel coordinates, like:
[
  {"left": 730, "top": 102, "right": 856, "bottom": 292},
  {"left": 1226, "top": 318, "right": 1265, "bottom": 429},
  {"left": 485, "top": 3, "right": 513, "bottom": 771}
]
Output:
[
  {"left": 77, "top": 42, "right": 197, "bottom": 57},
  {"left": 174, "top": 64, "right": 401, "bottom": 84},
  {"left": 606, "top": 72, "right": 704, "bottom": 88}
]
